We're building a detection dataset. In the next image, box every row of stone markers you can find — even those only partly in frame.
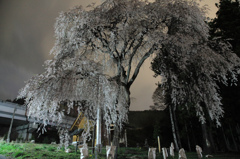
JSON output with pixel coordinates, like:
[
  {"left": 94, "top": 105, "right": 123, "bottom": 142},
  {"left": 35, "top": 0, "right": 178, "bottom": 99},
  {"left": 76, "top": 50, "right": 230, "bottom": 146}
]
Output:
[
  {"left": 77, "top": 144, "right": 117, "bottom": 159},
  {"left": 76, "top": 143, "right": 204, "bottom": 159},
  {"left": 148, "top": 143, "right": 204, "bottom": 159}
]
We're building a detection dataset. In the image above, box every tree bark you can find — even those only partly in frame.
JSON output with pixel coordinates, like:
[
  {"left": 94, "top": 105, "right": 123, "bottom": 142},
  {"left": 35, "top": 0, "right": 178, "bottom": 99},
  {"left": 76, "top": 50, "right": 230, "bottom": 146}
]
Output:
[
  {"left": 187, "top": 109, "right": 197, "bottom": 148},
  {"left": 173, "top": 108, "right": 182, "bottom": 148},
  {"left": 201, "top": 123, "right": 211, "bottom": 154},
  {"left": 229, "top": 124, "right": 238, "bottom": 151},
  {"left": 207, "top": 119, "right": 216, "bottom": 153},
  {"left": 185, "top": 124, "right": 191, "bottom": 152},
  {"left": 111, "top": 83, "right": 130, "bottom": 159},
  {"left": 113, "top": 125, "right": 119, "bottom": 159},
  {"left": 124, "top": 129, "right": 127, "bottom": 148},
  {"left": 208, "top": 127, "right": 216, "bottom": 153},
  {"left": 236, "top": 124, "right": 240, "bottom": 145},
  {"left": 221, "top": 126, "right": 233, "bottom": 152},
  {"left": 169, "top": 105, "right": 179, "bottom": 151},
  {"left": 189, "top": 121, "right": 197, "bottom": 150}
]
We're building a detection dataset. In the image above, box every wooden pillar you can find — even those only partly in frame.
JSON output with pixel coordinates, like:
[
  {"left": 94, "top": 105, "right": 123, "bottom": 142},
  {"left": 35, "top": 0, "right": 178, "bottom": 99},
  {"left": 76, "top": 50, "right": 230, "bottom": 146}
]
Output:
[{"left": 7, "top": 107, "right": 16, "bottom": 143}]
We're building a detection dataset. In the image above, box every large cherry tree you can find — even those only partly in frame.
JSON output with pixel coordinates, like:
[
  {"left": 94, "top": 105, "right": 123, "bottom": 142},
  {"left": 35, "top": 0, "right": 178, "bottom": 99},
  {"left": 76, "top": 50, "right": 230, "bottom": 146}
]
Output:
[{"left": 18, "top": 0, "right": 240, "bottom": 150}]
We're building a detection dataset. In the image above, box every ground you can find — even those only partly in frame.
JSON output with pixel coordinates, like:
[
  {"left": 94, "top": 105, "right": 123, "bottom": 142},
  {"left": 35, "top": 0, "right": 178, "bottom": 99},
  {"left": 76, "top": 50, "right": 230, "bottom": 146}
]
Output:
[{"left": 0, "top": 141, "right": 240, "bottom": 159}]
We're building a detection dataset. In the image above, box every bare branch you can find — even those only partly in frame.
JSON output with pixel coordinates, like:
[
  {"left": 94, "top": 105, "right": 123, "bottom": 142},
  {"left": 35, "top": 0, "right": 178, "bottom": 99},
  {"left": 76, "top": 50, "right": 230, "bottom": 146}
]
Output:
[
  {"left": 127, "top": 43, "right": 157, "bottom": 87},
  {"left": 125, "top": 35, "right": 144, "bottom": 83}
]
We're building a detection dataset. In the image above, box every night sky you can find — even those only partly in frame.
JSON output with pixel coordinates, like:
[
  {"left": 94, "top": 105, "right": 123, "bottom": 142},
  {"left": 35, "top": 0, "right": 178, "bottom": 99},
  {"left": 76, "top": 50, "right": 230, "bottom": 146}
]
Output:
[{"left": 0, "top": 0, "right": 218, "bottom": 110}]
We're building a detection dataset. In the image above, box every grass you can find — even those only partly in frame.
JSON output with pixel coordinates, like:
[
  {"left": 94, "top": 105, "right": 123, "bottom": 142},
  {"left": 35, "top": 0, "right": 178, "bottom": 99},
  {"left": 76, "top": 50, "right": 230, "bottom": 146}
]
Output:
[
  {"left": 0, "top": 141, "right": 79, "bottom": 159},
  {"left": 0, "top": 141, "right": 240, "bottom": 159}
]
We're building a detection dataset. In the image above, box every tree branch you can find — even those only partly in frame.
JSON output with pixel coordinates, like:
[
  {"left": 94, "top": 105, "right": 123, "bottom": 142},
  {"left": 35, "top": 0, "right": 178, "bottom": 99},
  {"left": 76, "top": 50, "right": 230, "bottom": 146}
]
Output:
[
  {"left": 127, "top": 44, "right": 157, "bottom": 87},
  {"left": 125, "top": 35, "right": 144, "bottom": 83}
]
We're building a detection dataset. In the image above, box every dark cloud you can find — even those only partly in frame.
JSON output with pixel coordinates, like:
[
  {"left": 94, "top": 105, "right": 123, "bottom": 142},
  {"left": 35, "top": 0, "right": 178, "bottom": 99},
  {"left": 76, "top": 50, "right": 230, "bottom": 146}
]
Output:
[
  {"left": 0, "top": 59, "right": 32, "bottom": 100},
  {"left": 0, "top": 0, "right": 101, "bottom": 72},
  {"left": 0, "top": 0, "right": 99, "bottom": 100}
]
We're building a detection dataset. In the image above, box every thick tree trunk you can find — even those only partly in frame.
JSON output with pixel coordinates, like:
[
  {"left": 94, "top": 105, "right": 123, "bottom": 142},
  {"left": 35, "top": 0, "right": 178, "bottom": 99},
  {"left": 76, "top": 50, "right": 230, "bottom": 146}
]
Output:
[
  {"left": 113, "top": 83, "right": 131, "bottom": 158},
  {"left": 169, "top": 105, "right": 179, "bottom": 151}
]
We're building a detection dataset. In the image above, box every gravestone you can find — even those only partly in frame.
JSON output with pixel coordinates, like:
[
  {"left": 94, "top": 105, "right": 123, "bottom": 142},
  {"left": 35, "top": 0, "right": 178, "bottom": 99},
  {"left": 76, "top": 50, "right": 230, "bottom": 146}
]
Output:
[
  {"left": 106, "top": 145, "right": 116, "bottom": 159},
  {"left": 179, "top": 148, "right": 187, "bottom": 159},
  {"left": 205, "top": 154, "right": 213, "bottom": 158},
  {"left": 196, "top": 145, "right": 202, "bottom": 158},
  {"left": 80, "top": 144, "right": 88, "bottom": 159},
  {"left": 170, "top": 142, "right": 174, "bottom": 157},
  {"left": 65, "top": 148, "right": 72, "bottom": 153},
  {"left": 148, "top": 147, "right": 156, "bottom": 159},
  {"left": 162, "top": 147, "right": 168, "bottom": 159}
]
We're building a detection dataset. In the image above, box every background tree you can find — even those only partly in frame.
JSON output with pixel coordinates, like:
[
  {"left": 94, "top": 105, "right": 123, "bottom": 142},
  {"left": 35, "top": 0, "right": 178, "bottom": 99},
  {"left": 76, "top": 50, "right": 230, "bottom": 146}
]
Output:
[
  {"left": 151, "top": 0, "right": 240, "bottom": 151},
  {"left": 208, "top": 0, "right": 240, "bottom": 151},
  {"left": 151, "top": 85, "right": 167, "bottom": 111},
  {"left": 127, "top": 110, "right": 171, "bottom": 148},
  {"left": 151, "top": 85, "right": 182, "bottom": 151},
  {"left": 209, "top": 0, "right": 240, "bottom": 56}
]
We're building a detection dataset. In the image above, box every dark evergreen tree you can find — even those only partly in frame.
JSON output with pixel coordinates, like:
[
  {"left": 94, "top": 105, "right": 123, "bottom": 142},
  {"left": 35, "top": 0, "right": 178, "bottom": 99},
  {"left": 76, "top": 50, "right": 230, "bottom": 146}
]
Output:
[
  {"left": 150, "top": 1, "right": 240, "bottom": 152},
  {"left": 208, "top": 0, "right": 240, "bottom": 152},
  {"left": 209, "top": 0, "right": 240, "bottom": 56}
]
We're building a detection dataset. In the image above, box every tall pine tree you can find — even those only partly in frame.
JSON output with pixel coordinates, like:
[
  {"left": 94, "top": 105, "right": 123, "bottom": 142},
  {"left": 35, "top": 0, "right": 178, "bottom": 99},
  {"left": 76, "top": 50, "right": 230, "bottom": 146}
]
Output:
[{"left": 209, "top": 0, "right": 240, "bottom": 151}]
